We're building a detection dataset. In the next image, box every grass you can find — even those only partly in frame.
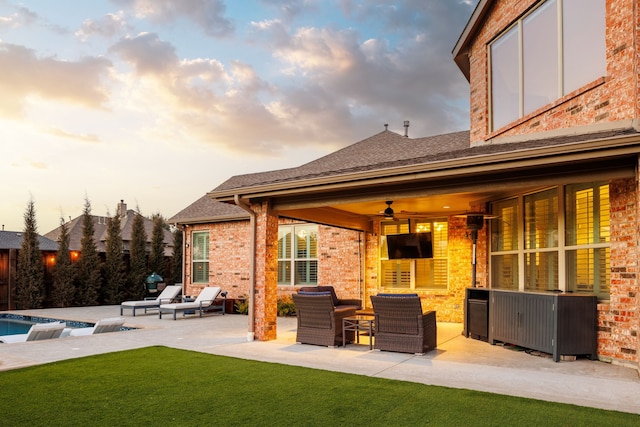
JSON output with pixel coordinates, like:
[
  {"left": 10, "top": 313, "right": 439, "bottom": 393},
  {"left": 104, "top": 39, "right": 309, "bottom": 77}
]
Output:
[{"left": 0, "top": 346, "right": 638, "bottom": 426}]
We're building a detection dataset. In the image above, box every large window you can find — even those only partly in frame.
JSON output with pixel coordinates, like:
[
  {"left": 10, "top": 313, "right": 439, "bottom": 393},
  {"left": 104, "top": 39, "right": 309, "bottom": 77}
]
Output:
[
  {"left": 380, "top": 220, "right": 448, "bottom": 290},
  {"left": 490, "top": 0, "right": 606, "bottom": 130},
  {"left": 191, "top": 231, "right": 209, "bottom": 283},
  {"left": 490, "top": 182, "right": 610, "bottom": 299},
  {"left": 278, "top": 224, "right": 318, "bottom": 286}
]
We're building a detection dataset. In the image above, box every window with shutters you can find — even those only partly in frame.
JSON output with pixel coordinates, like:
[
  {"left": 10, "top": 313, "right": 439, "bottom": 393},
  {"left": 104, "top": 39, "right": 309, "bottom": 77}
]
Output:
[
  {"left": 278, "top": 224, "right": 318, "bottom": 286},
  {"left": 380, "top": 219, "right": 448, "bottom": 290},
  {"left": 490, "top": 182, "right": 610, "bottom": 299},
  {"left": 191, "top": 231, "right": 209, "bottom": 283}
]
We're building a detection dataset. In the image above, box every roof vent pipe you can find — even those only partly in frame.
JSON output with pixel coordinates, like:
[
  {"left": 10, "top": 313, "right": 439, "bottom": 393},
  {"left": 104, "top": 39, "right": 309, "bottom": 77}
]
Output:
[{"left": 403, "top": 120, "right": 410, "bottom": 137}]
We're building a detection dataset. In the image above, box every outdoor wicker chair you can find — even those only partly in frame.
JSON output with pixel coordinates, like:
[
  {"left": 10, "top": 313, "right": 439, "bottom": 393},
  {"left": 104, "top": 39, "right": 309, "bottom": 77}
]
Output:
[
  {"left": 370, "top": 294, "right": 437, "bottom": 354},
  {"left": 292, "top": 292, "right": 357, "bottom": 347}
]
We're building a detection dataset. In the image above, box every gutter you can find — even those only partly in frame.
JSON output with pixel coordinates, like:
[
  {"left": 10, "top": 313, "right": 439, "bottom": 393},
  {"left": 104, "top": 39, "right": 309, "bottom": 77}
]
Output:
[{"left": 234, "top": 194, "right": 256, "bottom": 342}]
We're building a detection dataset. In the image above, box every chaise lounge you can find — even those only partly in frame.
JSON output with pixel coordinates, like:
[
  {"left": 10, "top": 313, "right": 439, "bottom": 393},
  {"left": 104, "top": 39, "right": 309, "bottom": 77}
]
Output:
[
  {"left": 120, "top": 285, "right": 183, "bottom": 316},
  {"left": 0, "top": 322, "right": 67, "bottom": 344},
  {"left": 158, "top": 286, "right": 225, "bottom": 320},
  {"left": 61, "top": 317, "right": 125, "bottom": 337},
  {"left": 370, "top": 294, "right": 437, "bottom": 354}
]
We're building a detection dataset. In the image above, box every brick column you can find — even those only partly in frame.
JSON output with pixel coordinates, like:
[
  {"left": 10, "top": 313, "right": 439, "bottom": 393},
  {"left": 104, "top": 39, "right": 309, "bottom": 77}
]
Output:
[
  {"left": 603, "top": 176, "right": 639, "bottom": 366},
  {"left": 252, "top": 201, "right": 279, "bottom": 341}
]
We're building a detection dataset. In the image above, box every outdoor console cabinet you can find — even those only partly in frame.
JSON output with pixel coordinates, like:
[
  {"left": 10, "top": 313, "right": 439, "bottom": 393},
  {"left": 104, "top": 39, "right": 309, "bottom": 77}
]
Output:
[{"left": 488, "top": 289, "right": 597, "bottom": 362}]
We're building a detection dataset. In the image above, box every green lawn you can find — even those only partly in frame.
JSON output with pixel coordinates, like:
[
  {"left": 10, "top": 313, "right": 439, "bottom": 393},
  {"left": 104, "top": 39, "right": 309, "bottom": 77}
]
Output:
[{"left": 0, "top": 346, "right": 637, "bottom": 426}]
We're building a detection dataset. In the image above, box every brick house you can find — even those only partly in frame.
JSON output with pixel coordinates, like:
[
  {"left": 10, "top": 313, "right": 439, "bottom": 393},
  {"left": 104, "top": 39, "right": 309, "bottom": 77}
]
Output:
[{"left": 173, "top": 0, "right": 640, "bottom": 369}]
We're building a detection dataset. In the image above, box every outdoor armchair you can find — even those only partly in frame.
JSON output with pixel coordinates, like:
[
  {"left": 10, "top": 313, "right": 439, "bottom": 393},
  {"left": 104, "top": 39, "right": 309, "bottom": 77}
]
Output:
[
  {"left": 120, "top": 285, "right": 183, "bottom": 316},
  {"left": 370, "top": 294, "right": 437, "bottom": 354},
  {"left": 159, "top": 286, "right": 225, "bottom": 320},
  {"left": 292, "top": 292, "right": 357, "bottom": 347}
]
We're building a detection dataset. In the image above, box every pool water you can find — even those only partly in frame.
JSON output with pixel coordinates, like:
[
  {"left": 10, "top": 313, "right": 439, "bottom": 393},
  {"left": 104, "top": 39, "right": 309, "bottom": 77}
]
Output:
[{"left": 0, "top": 319, "right": 35, "bottom": 335}]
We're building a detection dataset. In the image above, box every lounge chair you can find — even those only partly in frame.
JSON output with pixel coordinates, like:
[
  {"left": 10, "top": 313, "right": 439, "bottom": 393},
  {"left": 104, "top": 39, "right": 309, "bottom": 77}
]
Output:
[
  {"left": 0, "top": 322, "right": 66, "bottom": 344},
  {"left": 370, "top": 294, "right": 437, "bottom": 354},
  {"left": 159, "top": 286, "right": 225, "bottom": 320},
  {"left": 61, "top": 317, "right": 125, "bottom": 337},
  {"left": 120, "top": 285, "right": 183, "bottom": 316}
]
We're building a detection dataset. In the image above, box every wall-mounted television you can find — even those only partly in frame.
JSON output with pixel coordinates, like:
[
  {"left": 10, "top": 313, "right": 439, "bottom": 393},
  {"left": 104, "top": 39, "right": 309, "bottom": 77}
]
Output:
[{"left": 386, "top": 232, "right": 433, "bottom": 259}]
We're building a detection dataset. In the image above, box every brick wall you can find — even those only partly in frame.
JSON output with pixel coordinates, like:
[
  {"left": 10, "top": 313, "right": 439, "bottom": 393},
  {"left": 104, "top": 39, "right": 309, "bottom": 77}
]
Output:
[
  {"left": 599, "top": 177, "right": 639, "bottom": 366},
  {"left": 467, "top": 0, "right": 637, "bottom": 144}
]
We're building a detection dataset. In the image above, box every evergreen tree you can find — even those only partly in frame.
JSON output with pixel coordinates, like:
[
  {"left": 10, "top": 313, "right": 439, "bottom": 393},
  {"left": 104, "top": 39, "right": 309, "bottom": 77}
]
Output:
[
  {"left": 126, "top": 211, "right": 148, "bottom": 300},
  {"left": 51, "top": 217, "right": 75, "bottom": 307},
  {"left": 170, "top": 228, "right": 183, "bottom": 285},
  {"left": 102, "top": 212, "right": 127, "bottom": 304},
  {"left": 16, "top": 199, "right": 45, "bottom": 309},
  {"left": 148, "top": 213, "right": 166, "bottom": 279},
  {"left": 74, "top": 197, "right": 101, "bottom": 306}
]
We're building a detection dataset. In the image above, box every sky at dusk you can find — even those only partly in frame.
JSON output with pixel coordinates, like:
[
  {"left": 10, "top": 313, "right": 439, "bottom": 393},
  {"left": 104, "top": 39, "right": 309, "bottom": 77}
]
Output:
[{"left": 0, "top": 0, "right": 477, "bottom": 234}]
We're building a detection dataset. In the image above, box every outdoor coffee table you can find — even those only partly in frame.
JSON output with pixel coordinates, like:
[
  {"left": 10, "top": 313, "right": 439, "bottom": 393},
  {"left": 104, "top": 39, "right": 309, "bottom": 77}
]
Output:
[{"left": 342, "top": 315, "right": 374, "bottom": 350}]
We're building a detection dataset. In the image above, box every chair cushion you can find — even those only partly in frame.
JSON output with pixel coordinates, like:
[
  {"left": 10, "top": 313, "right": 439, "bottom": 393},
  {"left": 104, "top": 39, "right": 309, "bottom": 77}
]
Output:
[{"left": 298, "top": 291, "right": 332, "bottom": 296}]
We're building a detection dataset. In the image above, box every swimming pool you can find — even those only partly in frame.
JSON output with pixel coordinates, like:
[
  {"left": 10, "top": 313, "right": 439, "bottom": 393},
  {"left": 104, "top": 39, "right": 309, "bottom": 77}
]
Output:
[{"left": 0, "top": 314, "right": 95, "bottom": 336}]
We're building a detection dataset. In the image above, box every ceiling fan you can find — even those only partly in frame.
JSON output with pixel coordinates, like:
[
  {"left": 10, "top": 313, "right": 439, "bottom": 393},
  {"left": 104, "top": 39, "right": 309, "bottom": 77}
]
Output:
[{"left": 371, "top": 201, "right": 437, "bottom": 221}]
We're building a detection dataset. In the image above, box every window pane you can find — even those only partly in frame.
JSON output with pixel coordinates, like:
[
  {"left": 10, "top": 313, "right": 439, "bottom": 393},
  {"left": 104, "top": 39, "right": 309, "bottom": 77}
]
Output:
[
  {"left": 523, "top": 0, "right": 558, "bottom": 114},
  {"left": 491, "top": 25, "right": 520, "bottom": 130},
  {"left": 277, "top": 261, "right": 291, "bottom": 285},
  {"left": 566, "top": 247, "right": 609, "bottom": 297},
  {"left": 192, "top": 232, "right": 209, "bottom": 261},
  {"left": 278, "top": 227, "right": 291, "bottom": 258},
  {"left": 294, "top": 225, "right": 317, "bottom": 258},
  {"left": 491, "top": 254, "right": 518, "bottom": 289},
  {"left": 295, "top": 260, "right": 318, "bottom": 285},
  {"left": 524, "top": 251, "right": 558, "bottom": 291},
  {"left": 380, "top": 260, "right": 411, "bottom": 288},
  {"left": 563, "top": 0, "right": 606, "bottom": 93},
  {"left": 192, "top": 261, "right": 208, "bottom": 283},
  {"left": 491, "top": 198, "right": 518, "bottom": 251},
  {"left": 524, "top": 188, "right": 558, "bottom": 249},
  {"left": 565, "top": 183, "right": 609, "bottom": 245}
]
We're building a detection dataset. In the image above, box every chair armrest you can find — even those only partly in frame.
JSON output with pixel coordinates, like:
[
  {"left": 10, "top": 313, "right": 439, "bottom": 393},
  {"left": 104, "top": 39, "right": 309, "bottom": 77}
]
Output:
[{"left": 338, "top": 299, "right": 362, "bottom": 309}]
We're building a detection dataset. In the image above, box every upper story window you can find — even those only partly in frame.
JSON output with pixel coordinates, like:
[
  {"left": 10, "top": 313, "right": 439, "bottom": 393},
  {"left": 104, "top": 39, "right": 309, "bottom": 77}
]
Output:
[
  {"left": 191, "top": 231, "right": 209, "bottom": 284},
  {"left": 490, "top": 0, "right": 606, "bottom": 131},
  {"left": 278, "top": 224, "right": 318, "bottom": 286}
]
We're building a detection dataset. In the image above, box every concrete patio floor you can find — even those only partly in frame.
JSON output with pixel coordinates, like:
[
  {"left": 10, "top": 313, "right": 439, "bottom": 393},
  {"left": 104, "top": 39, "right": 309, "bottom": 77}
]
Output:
[{"left": 0, "top": 305, "right": 639, "bottom": 415}]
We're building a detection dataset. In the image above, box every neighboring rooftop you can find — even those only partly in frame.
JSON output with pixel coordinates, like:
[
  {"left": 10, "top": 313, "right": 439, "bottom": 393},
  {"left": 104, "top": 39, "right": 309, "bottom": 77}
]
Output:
[{"left": 0, "top": 230, "right": 59, "bottom": 252}]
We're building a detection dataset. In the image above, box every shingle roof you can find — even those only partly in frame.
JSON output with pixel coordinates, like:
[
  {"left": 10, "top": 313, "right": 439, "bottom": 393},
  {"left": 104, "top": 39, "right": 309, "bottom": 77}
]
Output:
[
  {"left": 213, "top": 130, "right": 470, "bottom": 192},
  {"left": 167, "top": 194, "right": 249, "bottom": 224},
  {"left": 0, "top": 230, "right": 59, "bottom": 251},
  {"left": 212, "top": 127, "right": 639, "bottom": 194}
]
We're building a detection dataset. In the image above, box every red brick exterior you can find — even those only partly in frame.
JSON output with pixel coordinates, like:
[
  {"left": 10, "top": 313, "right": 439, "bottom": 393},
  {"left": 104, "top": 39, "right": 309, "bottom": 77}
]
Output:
[
  {"left": 467, "top": 0, "right": 638, "bottom": 144},
  {"left": 465, "top": 0, "right": 640, "bottom": 367}
]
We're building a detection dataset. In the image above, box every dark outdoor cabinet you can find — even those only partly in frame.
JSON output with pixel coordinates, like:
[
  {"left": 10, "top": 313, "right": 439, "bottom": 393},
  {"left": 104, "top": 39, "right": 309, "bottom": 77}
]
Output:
[
  {"left": 489, "top": 290, "right": 597, "bottom": 362},
  {"left": 464, "top": 288, "right": 490, "bottom": 341}
]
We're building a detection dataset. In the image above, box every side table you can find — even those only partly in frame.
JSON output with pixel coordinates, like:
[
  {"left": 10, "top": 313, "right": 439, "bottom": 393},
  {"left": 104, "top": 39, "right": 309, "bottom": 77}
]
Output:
[{"left": 342, "top": 315, "right": 375, "bottom": 350}]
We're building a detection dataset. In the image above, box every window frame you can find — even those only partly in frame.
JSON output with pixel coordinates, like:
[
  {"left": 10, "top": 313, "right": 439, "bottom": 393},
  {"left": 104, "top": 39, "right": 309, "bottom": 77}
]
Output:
[
  {"left": 488, "top": 0, "right": 606, "bottom": 131},
  {"left": 379, "top": 219, "right": 448, "bottom": 291},
  {"left": 490, "top": 182, "right": 610, "bottom": 299},
  {"left": 277, "top": 224, "right": 319, "bottom": 286},
  {"left": 191, "top": 231, "right": 209, "bottom": 284}
]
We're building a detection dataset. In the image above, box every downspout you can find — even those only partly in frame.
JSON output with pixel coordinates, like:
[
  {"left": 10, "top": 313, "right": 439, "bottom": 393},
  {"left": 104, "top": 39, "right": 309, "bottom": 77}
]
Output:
[{"left": 234, "top": 194, "right": 256, "bottom": 342}]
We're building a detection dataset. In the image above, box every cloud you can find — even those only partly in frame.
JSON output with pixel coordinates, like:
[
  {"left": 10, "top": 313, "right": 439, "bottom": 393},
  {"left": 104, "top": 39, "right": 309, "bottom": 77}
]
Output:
[
  {"left": 0, "top": 42, "right": 112, "bottom": 117},
  {"left": 110, "top": 0, "right": 233, "bottom": 38},
  {"left": 0, "top": 5, "right": 38, "bottom": 29},
  {"left": 75, "top": 12, "right": 130, "bottom": 41},
  {"left": 109, "top": 32, "right": 178, "bottom": 75},
  {"left": 46, "top": 127, "right": 101, "bottom": 143}
]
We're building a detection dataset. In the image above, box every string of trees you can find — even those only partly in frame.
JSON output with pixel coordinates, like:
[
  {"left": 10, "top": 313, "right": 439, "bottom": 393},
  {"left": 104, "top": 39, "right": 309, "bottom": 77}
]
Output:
[{"left": 16, "top": 198, "right": 183, "bottom": 309}]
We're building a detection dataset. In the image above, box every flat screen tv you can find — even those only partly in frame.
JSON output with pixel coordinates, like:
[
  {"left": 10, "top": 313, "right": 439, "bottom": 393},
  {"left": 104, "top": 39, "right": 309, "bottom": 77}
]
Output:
[{"left": 386, "top": 232, "right": 433, "bottom": 259}]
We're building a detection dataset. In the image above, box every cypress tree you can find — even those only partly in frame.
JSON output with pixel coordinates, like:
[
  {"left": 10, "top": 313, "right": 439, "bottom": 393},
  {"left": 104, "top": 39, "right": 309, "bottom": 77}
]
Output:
[
  {"left": 74, "top": 197, "right": 101, "bottom": 306},
  {"left": 148, "top": 214, "right": 166, "bottom": 279},
  {"left": 16, "top": 199, "right": 45, "bottom": 309},
  {"left": 102, "top": 212, "right": 127, "bottom": 304},
  {"left": 170, "top": 228, "right": 183, "bottom": 285},
  {"left": 126, "top": 211, "right": 148, "bottom": 300},
  {"left": 51, "top": 217, "right": 75, "bottom": 307}
]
